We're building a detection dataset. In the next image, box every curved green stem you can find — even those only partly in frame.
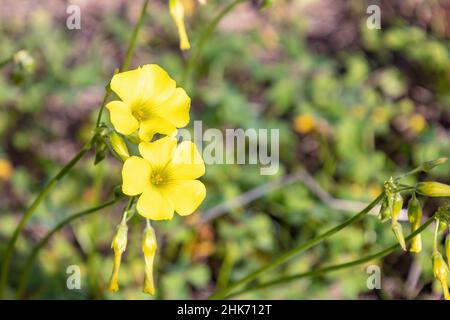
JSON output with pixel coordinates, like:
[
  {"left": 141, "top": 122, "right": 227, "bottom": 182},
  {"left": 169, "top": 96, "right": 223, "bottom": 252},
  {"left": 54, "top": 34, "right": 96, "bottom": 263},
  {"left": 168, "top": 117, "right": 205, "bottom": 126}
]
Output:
[
  {"left": 15, "top": 196, "right": 123, "bottom": 299},
  {"left": 95, "top": 0, "right": 150, "bottom": 128},
  {"left": 181, "top": 0, "right": 246, "bottom": 87},
  {"left": 226, "top": 215, "right": 435, "bottom": 299},
  {"left": 121, "top": 0, "right": 149, "bottom": 72},
  {"left": 209, "top": 193, "right": 384, "bottom": 299},
  {"left": 0, "top": 139, "right": 93, "bottom": 298}
]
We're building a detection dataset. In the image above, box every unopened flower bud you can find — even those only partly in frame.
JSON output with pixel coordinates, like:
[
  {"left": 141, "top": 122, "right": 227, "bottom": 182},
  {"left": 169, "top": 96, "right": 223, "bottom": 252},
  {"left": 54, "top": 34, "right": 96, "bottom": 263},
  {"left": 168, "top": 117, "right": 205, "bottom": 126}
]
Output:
[
  {"left": 407, "top": 195, "right": 423, "bottom": 253},
  {"left": 420, "top": 157, "right": 448, "bottom": 172},
  {"left": 416, "top": 182, "right": 450, "bottom": 197},
  {"left": 391, "top": 221, "right": 406, "bottom": 251},
  {"left": 109, "top": 132, "right": 129, "bottom": 162},
  {"left": 12, "top": 50, "right": 35, "bottom": 84},
  {"left": 142, "top": 224, "right": 157, "bottom": 295},
  {"left": 391, "top": 193, "right": 403, "bottom": 223},
  {"left": 169, "top": 0, "right": 190, "bottom": 50},
  {"left": 108, "top": 221, "right": 128, "bottom": 292},
  {"left": 432, "top": 252, "right": 450, "bottom": 300},
  {"left": 378, "top": 197, "right": 391, "bottom": 222}
]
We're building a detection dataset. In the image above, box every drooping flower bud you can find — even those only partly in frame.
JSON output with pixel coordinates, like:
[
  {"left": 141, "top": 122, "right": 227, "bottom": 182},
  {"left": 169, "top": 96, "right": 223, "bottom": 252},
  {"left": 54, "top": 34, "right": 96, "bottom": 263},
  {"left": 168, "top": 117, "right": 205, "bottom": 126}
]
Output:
[
  {"left": 109, "top": 131, "right": 129, "bottom": 162},
  {"left": 391, "top": 221, "right": 406, "bottom": 251},
  {"left": 391, "top": 193, "right": 403, "bottom": 223},
  {"left": 108, "top": 220, "right": 128, "bottom": 292},
  {"left": 407, "top": 195, "right": 423, "bottom": 253},
  {"left": 420, "top": 157, "right": 448, "bottom": 172},
  {"left": 142, "top": 223, "right": 157, "bottom": 295},
  {"left": 169, "top": 0, "right": 191, "bottom": 50},
  {"left": 416, "top": 182, "right": 450, "bottom": 197},
  {"left": 432, "top": 252, "right": 450, "bottom": 300},
  {"left": 378, "top": 197, "right": 391, "bottom": 222}
]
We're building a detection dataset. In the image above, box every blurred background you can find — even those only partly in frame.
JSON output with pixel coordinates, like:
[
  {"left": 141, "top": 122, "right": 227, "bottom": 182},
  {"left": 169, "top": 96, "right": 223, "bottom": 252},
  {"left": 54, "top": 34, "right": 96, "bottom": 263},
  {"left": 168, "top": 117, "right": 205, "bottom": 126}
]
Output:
[{"left": 0, "top": 0, "right": 449, "bottom": 299}]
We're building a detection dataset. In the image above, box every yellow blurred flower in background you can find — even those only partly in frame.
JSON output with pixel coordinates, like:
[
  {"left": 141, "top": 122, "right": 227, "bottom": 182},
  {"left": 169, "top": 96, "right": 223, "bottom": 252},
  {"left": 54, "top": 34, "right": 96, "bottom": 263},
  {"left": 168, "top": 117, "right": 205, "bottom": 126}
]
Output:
[
  {"left": 408, "top": 113, "right": 427, "bottom": 134},
  {"left": 121, "top": 137, "right": 206, "bottom": 220},
  {"left": 106, "top": 64, "right": 191, "bottom": 141},
  {"left": 0, "top": 159, "right": 13, "bottom": 181},
  {"left": 293, "top": 114, "right": 316, "bottom": 134}
]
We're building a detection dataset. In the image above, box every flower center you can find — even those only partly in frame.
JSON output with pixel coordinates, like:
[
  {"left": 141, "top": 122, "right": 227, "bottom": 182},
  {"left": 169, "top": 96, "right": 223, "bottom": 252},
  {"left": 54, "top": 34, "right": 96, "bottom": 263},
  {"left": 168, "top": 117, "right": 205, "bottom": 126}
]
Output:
[
  {"left": 150, "top": 173, "right": 164, "bottom": 185},
  {"left": 132, "top": 108, "right": 149, "bottom": 121}
]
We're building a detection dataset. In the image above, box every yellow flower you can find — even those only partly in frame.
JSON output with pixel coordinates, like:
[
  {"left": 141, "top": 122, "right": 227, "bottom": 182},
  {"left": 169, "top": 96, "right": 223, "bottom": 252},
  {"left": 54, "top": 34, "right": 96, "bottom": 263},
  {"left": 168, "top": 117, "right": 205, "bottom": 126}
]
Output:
[
  {"left": 408, "top": 113, "right": 426, "bottom": 134},
  {"left": 106, "top": 64, "right": 190, "bottom": 141},
  {"left": 121, "top": 137, "right": 206, "bottom": 220},
  {"left": 293, "top": 114, "right": 315, "bottom": 134},
  {"left": 0, "top": 159, "right": 13, "bottom": 181},
  {"left": 169, "top": 0, "right": 191, "bottom": 50}
]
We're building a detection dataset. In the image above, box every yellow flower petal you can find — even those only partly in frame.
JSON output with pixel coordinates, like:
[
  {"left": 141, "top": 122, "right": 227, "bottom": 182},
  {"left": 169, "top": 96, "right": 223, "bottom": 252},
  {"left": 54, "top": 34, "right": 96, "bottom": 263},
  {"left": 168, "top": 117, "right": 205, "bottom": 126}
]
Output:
[
  {"left": 160, "top": 88, "right": 190, "bottom": 127},
  {"left": 143, "top": 65, "right": 176, "bottom": 104},
  {"left": 110, "top": 67, "right": 151, "bottom": 104},
  {"left": 122, "top": 156, "right": 151, "bottom": 196},
  {"left": 139, "top": 137, "right": 177, "bottom": 168},
  {"left": 106, "top": 101, "right": 139, "bottom": 135},
  {"left": 138, "top": 117, "right": 177, "bottom": 141},
  {"left": 170, "top": 141, "right": 205, "bottom": 180},
  {"left": 136, "top": 186, "right": 174, "bottom": 220},
  {"left": 162, "top": 180, "right": 206, "bottom": 216}
]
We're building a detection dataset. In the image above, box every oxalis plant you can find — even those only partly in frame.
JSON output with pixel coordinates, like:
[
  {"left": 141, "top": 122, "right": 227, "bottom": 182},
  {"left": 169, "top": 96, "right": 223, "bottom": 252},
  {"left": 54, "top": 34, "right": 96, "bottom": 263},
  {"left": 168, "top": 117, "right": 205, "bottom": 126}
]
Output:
[{"left": 0, "top": 0, "right": 449, "bottom": 300}]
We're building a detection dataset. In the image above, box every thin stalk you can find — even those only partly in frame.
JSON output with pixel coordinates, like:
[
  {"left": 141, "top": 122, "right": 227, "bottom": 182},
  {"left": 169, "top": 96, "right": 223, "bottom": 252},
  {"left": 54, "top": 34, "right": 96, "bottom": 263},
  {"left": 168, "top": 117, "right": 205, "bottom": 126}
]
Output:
[
  {"left": 121, "top": 0, "right": 150, "bottom": 72},
  {"left": 15, "top": 197, "right": 122, "bottom": 299},
  {"left": 433, "top": 219, "right": 439, "bottom": 253},
  {"left": 181, "top": 0, "right": 246, "bottom": 87},
  {"left": 0, "top": 139, "right": 93, "bottom": 298},
  {"left": 226, "top": 216, "right": 435, "bottom": 299},
  {"left": 209, "top": 193, "right": 384, "bottom": 299},
  {"left": 95, "top": 0, "right": 150, "bottom": 128},
  {"left": 94, "top": 88, "right": 112, "bottom": 129}
]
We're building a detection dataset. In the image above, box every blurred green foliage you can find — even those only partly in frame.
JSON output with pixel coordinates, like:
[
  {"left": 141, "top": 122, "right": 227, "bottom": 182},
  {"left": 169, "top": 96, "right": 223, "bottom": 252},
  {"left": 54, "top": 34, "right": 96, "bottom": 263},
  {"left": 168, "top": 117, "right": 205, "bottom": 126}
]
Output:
[{"left": 0, "top": 0, "right": 449, "bottom": 299}]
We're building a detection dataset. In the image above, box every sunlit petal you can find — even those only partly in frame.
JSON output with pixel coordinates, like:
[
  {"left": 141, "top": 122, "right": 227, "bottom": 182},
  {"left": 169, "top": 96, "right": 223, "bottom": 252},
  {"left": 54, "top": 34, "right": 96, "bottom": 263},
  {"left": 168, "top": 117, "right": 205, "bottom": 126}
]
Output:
[
  {"left": 136, "top": 186, "right": 174, "bottom": 220},
  {"left": 169, "top": 141, "right": 205, "bottom": 180},
  {"left": 160, "top": 88, "right": 190, "bottom": 128},
  {"left": 139, "top": 137, "right": 177, "bottom": 168},
  {"left": 110, "top": 67, "right": 151, "bottom": 104},
  {"left": 121, "top": 156, "right": 151, "bottom": 196},
  {"left": 106, "top": 101, "right": 139, "bottom": 135},
  {"left": 162, "top": 180, "right": 206, "bottom": 216},
  {"left": 138, "top": 117, "right": 177, "bottom": 141}
]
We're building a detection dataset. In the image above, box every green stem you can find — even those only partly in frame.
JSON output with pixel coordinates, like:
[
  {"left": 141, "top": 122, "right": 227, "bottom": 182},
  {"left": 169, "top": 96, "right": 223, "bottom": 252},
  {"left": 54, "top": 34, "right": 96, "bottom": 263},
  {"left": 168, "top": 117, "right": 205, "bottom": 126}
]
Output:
[
  {"left": 94, "top": 0, "right": 150, "bottom": 128},
  {"left": 94, "top": 88, "right": 112, "bottom": 129},
  {"left": 0, "top": 139, "right": 93, "bottom": 298},
  {"left": 226, "top": 216, "right": 435, "bottom": 299},
  {"left": 0, "top": 56, "right": 13, "bottom": 69},
  {"left": 433, "top": 219, "right": 439, "bottom": 253},
  {"left": 121, "top": 0, "right": 149, "bottom": 72},
  {"left": 15, "top": 197, "right": 122, "bottom": 299},
  {"left": 209, "top": 193, "right": 384, "bottom": 299},
  {"left": 180, "top": 0, "right": 246, "bottom": 87}
]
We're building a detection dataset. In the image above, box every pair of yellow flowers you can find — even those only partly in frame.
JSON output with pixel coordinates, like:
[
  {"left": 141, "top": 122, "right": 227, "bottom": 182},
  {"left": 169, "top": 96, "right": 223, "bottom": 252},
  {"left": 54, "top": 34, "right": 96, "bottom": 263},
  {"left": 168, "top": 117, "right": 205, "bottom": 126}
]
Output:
[{"left": 107, "top": 64, "right": 206, "bottom": 220}]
